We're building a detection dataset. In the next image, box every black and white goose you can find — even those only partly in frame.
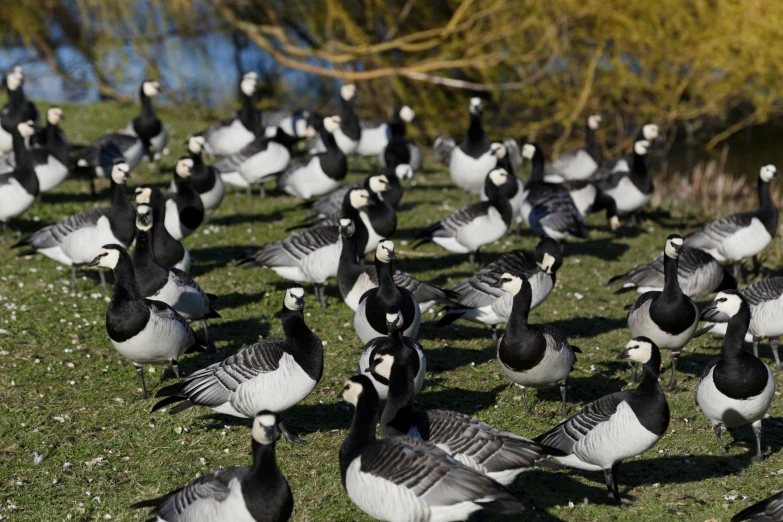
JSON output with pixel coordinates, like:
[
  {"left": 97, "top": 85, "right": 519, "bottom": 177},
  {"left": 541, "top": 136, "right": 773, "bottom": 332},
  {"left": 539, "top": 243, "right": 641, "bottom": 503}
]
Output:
[
  {"left": 594, "top": 136, "right": 655, "bottom": 219},
  {"left": 414, "top": 168, "right": 513, "bottom": 270},
  {"left": 264, "top": 108, "right": 311, "bottom": 141},
  {"left": 358, "top": 307, "right": 426, "bottom": 399},
  {"left": 697, "top": 277, "right": 783, "bottom": 370},
  {"left": 696, "top": 291, "right": 775, "bottom": 460},
  {"left": 152, "top": 286, "right": 323, "bottom": 445},
  {"left": 626, "top": 234, "right": 699, "bottom": 389},
  {"left": 239, "top": 189, "right": 372, "bottom": 308},
  {"left": 0, "top": 121, "right": 38, "bottom": 239},
  {"left": 535, "top": 338, "right": 670, "bottom": 504},
  {"left": 355, "top": 105, "right": 415, "bottom": 158},
  {"left": 684, "top": 164, "right": 779, "bottom": 282},
  {"left": 436, "top": 238, "right": 563, "bottom": 342},
  {"left": 338, "top": 218, "right": 458, "bottom": 313},
  {"left": 480, "top": 143, "right": 524, "bottom": 231},
  {"left": 339, "top": 374, "right": 524, "bottom": 522},
  {"left": 444, "top": 97, "right": 498, "bottom": 201},
  {"left": 731, "top": 489, "right": 783, "bottom": 522},
  {"left": 200, "top": 72, "right": 261, "bottom": 156},
  {"left": 0, "top": 69, "right": 35, "bottom": 154},
  {"left": 14, "top": 160, "right": 133, "bottom": 288},
  {"left": 135, "top": 184, "right": 191, "bottom": 273},
  {"left": 169, "top": 135, "right": 225, "bottom": 218},
  {"left": 132, "top": 204, "right": 218, "bottom": 353},
  {"left": 497, "top": 274, "right": 580, "bottom": 417},
  {"left": 90, "top": 245, "right": 203, "bottom": 399},
  {"left": 216, "top": 126, "right": 296, "bottom": 198},
  {"left": 279, "top": 115, "right": 347, "bottom": 200},
  {"left": 544, "top": 115, "right": 602, "bottom": 181},
  {"left": 123, "top": 80, "right": 167, "bottom": 163},
  {"left": 165, "top": 157, "right": 205, "bottom": 240},
  {"left": 370, "top": 339, "right": 557, "bottom": 486},
  {"left": 609, "top": 247, "right": 736, "bottom": 299},
  {"left": 309, "top": 84, "right": 360, "bottom": 155},
  {"left": 605, "top": 123, "right": 660, "bottom": 173},
  {"left": 132, "top": 411, "right": 293, "bottom": 522},
  {"left": 354, "top": 240, "right": 421, "bottom": 344},
  {"left": 72, "top": 131, "right": 144, "bottom": 183}
]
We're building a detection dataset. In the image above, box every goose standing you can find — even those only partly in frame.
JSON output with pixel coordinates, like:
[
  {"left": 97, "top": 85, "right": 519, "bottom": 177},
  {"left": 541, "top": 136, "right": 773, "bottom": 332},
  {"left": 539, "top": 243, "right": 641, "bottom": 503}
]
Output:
[
  {"left": 609, "top": 247, "right": 736, "bottom": 299},
  {"left": 535, "top": 338, "right": 670, "bottom": 504},
  {"left": 200, "top": 72, "right": 261, "bottom": 156},
  {"left": 0, "top": 69, "right": 35, "bottom": 153},
  {"left": 605, "top": 123, "right": 660, "bottom": 173},
  {"left": 13, "top": 160, "right": 133, "bottom": 288},
  {"left": 446, "top": 98, "right": 497, "bottom": 202},
  {"left": 169, "top": 135, "right": 225, "bottom": 218},
  {"left": 339, "top": 374, "right": 525, "bottom": 522},
  {"left": 152, "top": 286, "right": 323, "bottom": 445},
  {"left": 496, "top": 274, "right": 580, "bottom": 417},
  {"left": 696, "top": 291, "right": 775, "bottom": 460},
  {"left": 123, "top": 80, "right": 167, "bottom": 164},
  {"left": 0, "top": 121, "right": 38, "bottom": 239},
  {"left": 354, "top": 240, "right": 421, "bottom": 344},
  {"left": 133, "top": 412, "right": 293, "bottom": 522},
  {"left": 90, "top": 245, "right": 204, "bottom": 399},
  {"left": 135, "top": 185, "right": 191, "bottom": 273},
  {"left": 264, "top": 108, "right": 311, "bottom": 141},
  {"left": 355, "top": 105, "right": 415, "bottom": 158},
  {"left": 370, "top": 339, "right": 558, "bottom": 485},
  {"left": 545, "top": 115, "right": 602, "bottom": 180},
  {"left": 132, "top": 204, "right": 218, "bottom": 352},
  {"left": 309, "top": 85, "right": 361, "bottom": 155},
  {"left": 594, "top": 136, "right": 655, "bottom": 220},
  {"left": 338, "top": 218, "right": 458, "bottom": 312},
  {"left": 414, "top": 168, "right": 513, "bottom": 270},
  {"left": 165, "top": 157, "right": 205, "bottom": 240},
  {"left": 626, "top": 234, "right": 699, "bottom": 389},
  {"left": 731, "top": 489, "right": 783, "bottom": 521},
  {"left": 480, "top": 143, "right": 524, "bottom": 232},
  {"left": 358, "top": 307, "right": 426, "bottom": 399},
  {"left": 697, "top": 277, "right": 783, "bottom": 369},
  {"left": 436, "top": 238, "right": 563, "bottom": 342},
  {"left": 684, "top": 164, "right": 778, "bottom": 282},
  {"left": 279, "top": 115, "right": 347, "bottom": 200},
  {"left": 239, "top": 189, "right": 372, "bottom": 308},
  {"left": 520, "top": 143, "right": 589, "bottom": 240},
  {"left": 71, "top": 131, "right": 144, "bottom": 192}
]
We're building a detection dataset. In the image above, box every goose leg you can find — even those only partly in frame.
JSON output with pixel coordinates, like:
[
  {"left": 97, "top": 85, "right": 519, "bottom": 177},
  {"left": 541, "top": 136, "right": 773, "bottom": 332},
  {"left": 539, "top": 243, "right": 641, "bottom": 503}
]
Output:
[
  {"left": 245, "top": 185, "right": 252, "bottom": 198},
  {"left": 279, "top": 421, "right": 307, "bottom": 445},
  {"left": 666, "top": 352, "right": 680, "bottom": 391},
  {"left": 517, "top": 384, "right": 530, "bottom": 413},
  {"left": 713, "top": 424, "right": 727, "bottom": 454},
  {"left": 468, "top": 253, "right": 475, "bottom": 272},
  {"left": 491, "top": 325, "right": 498, "bottom": 346},
  {"left": 98, "top": 267, "right": 107, "bottom": 289},
  {"left": 70, "top": 266, "right": 77, "bottom": 291},
  {"left": 771, "top": 337, "right": 781, "bottom": 371},
  {"left": 259, "top": 185, "right": 266, "bottom": 198},
  {"left": 752, "top": 420, "right": 764, "bottom": 461},
  {"left": 201, "top": 318, "right": 216, "bottom": 354},
  {"left": 134, "top": 363, "right": 150, "bottom": 400},
  {"left": 314, "top": 284, "right": 327, "bottom": 309},
  {"left": 603, "top": 466, "right": 621, "bottom": 504},
  {"left": 752, "top": 337, "right": 760, "bottom": 358},
  {"left": 733, "top": 261, "right": 743, "bottom": 284},
  {"left": 170, "top": 359, "right": 181, "bottom": 381},
  {"left": 2, "top": 221, "right": 8, "bottom": 241},
  {"left": 560, "top": 382, "right": 568, "bottom": 419},
  {"left": 89, "top": 177, "right": 96, "bottom": 197}
]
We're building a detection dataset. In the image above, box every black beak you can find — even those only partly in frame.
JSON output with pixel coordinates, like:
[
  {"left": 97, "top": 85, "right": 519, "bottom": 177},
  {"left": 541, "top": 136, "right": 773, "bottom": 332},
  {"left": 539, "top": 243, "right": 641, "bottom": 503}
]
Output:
[
  {"left": 295, "top": 297, "right": 305, "bottom": 308},
  {"left": 387, "top": 250, "right": 396, "bottom": 260},
  {"left": 617, "top": 349, "right": 631, "bottom": 360},
  {"left": 491, "top": 278, "right": 503, "bottom": 288},
  {"left": 386, "top": 322, "right": 395, "bottom": 336},
  {"left": 701, "top": 301, "right": 718, "bottom": 317},
  {"left": 87, "top": 256, "right": 101, "bottom": 267}
]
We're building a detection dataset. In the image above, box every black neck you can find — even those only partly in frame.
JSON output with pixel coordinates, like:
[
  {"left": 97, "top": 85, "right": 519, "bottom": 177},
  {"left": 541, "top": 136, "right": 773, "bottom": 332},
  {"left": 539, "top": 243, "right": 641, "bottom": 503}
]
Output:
[
  {"left": 661, "top": 253, "right": 682, "bottom": 298},
  {"left": 467, "top": 111, "right": 484, "bottom": 143},
  {"left": 484, "top": 177, "right": 513, "bottom": 226},
  {"left": 637, "top": 350, "right": 663, "bottom": 393},
  {"left": 375, "top": 257, "right": 398, "bottom": 302},
  {"left": 381, "top": 340, "right": 418, "bottom": 434},
  {"left": 248, "top": 439, "right": 278, "bottom": 480},
  {"left": 339, "top": 390, "right": 379, "bottom": 486},
  {"left": 530, "top": 147, "right": 545, "bottom": 182},
  {"left": 132, "top": 227, "right": 165, "bottom": 274},
  {"left": 139, "top": 88, "right": 156, "bottom": 120},
  {"left": 12, "top": 129, "right": 32, "bottom": 169},
  {"left": 506, "top": 287, "right": 532, "bottom": 338},
  {"left": 320, "top": 126, "right": 340, "bottom": 152},
  {"left": 388, "top": 115, "right": 406, "bottom": 139},
  {"left": 340, "top": 97, "right": 360, "bottom": 139},
  {"left": 757, "top": 176, "right": 779, "bottom": 236},
  {"left": 722, "top": 303, "right": 752, "bottom": 358},
  {"left": 629, "top": 149, "right": 652, "bottom": 193},
  {"left": 111, "top": 253, "right": 139, "bottom": 303},
  {"left": 585, "top": 120, "right": 601, "bottom": 164},
  {"left": 338, "top": 232, "right": 363, "bottom": 280}
]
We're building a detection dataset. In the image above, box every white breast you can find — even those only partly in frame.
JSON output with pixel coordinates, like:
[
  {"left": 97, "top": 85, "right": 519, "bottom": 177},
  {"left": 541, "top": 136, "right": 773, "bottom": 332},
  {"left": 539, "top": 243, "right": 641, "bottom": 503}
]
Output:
[
  {"left": 449, "top": 148, "right": 497, "bottom": 195},
  {"left": 456, "top": 206, "right": 507, "bottom": 252},
  {"left": 239, "top": 142, "right": 292, "bottom": 184},
  {"left": 355, "top": 125, "right": 389, "bottom": 157},
  {"left": 568, "top": 184, "right": 597, "bottom": 216},
  {"left": 0, "top": 126, "right": 12, "bottom": 154},
  {"left": 604, "top": 176, "right": 651, "bottom": 215},
  {"left": 298, "top": 239, "right": 341, "bottom": 284},
  {"left": 164, "top": 198, "right": 185, "bottom": 240},
  {"left": 345, "top": 272, "right": 376, "bottom": 311},
  {"left": 697, "top": 366, "right": 775, "bottom": 428},
  {"left": 174, "top": 247, "right": 192, "bottom": 274},
  {"left": 171, "top": 478, "right": 257, "bottom": 522},
  {"left": 282, "top": 157, "right": 341, "bottom": 200},
  {"left": 333, "top": 128, "right": 360, "bottom": 155},
  {"left": 111, "top": 313, "right": 192, "bottom": 365},
  {"left": 205, "top": 119, "right": 256, "bottom": 156},
  {"left": 151, "top": 274, "right": 208, "bottom": 321},
  {"left": 0, "top": 178, "right": 36, "bottom": 221},
  {"left": 36, "top": 155, "right": 69, "bottom": 193},
  {"left": 61, "top": 216, "right": 123, "bottom": 265}
]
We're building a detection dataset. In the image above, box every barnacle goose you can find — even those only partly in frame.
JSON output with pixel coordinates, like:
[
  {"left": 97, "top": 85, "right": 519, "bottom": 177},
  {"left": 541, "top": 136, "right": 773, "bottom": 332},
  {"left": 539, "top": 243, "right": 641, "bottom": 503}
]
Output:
[
  {"left": 339, "top": 219, "right": 458, "bottom": 313},
  {"left": 684, "top": 164, "right": 778, "bottom": 282},
  {"left": 520, "top": 143, "right": 589, "bottom": 240},
  {"left": 355, "top": 105, "right": 415, "bottom": 158},
  {"left": 216, "top": 126, "right": 295, "bottom": 198},
  {"left": 445, "top": 98, "right": 498, "bottom": 202},
  {"left": 132, "top": 204, "right": 218, "bottom": 353},
  {"left": 371, "top": 338, "right": 558, "bottom": 485},
  {"left": 626, "top": 234, "right": 699, "bottom": 389},
  {"left": 339, "top": 374, "right": 525, "bottom": 522},
  {"left": 200, "top": 72, "right": 261, "bottom": 156},
  {"left": 132, "top": 412, "right": 293, "bottom": 522},
  {"left": 91, "top": 245, "right": 204, "bottom": 399},
  {"left": 0, "top": 69, "right": 36, "bottom": 154},
  {"left": 480, "top": 143, "right": 524, "bottom": 231},
  {"left": 354, "top": 240, "right": 421, "bottom": 344},
  {"left": 309, "top": 85, "right": 361, "bottom": 155},
  {"left": 731, "top": 489, "right": 783, "bottom": 521},
  {"left": 123, "top": 80, "right": 167, "bottom": 164},
  {"left": 535, "top": 338, "right": 670, "bottom": 504},
  {"left": 594, "top": 136, "right": 655, "bottom": 219},
  {"left": 696, "top": 291, "right": 775, "bottom": 460},
  {"left": 279, "top": 115, "right": 347, "bottom": 200},
  {"left": 239, "top": 189, "right": 372, "bottom": 308},
  {"left": 0, "top": 121, "right": 38, "bottom": 239},
  {"left": 545, "top": 115, "right": 602, "bottom": 180},
  {"left": 135, "top": 185, "right": 191, "bottom": 273},
  {"left": 436, "top": 238, "right": 563, "bottom": 342},
  {"left": 497, "top": 274, "right": 580, "bottom": 418},
  {"left": 14, "top": 160, "right": 133, "bottom": 288},
  {"left": 71, "top": 131, "right": 144, "bottom": 184},
  {"left": 697, "top": 277, "right": 783, "bottom": 370},
  {"left": 168, "top": 135, "right": 225, "bottom": 218},
  {"left": 414, "top": 168, "right": 513, "bottom": 271},
  {"left": 165, "top": 157, "right": 205, "bottom": 240},
  {"left": 605, "top": 123, "right": 659, "bottom": 173},
  {"left": 152, "top": 286, "right": 323, "bottom": 444},
  {"left": 609, "top": 247, "right": 736, "bottom": 299},
  {"left": 264, "top": 108, "right": 311, "bottom": 141},
  {"left": 358, "top": 307, "right": 426, "bottom": 399}
]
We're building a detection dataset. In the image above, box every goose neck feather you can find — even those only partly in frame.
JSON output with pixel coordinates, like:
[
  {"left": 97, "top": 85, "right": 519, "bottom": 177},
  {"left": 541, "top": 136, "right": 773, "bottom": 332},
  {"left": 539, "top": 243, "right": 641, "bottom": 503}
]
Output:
[
  {"left": 380, "top": 338, "right": 421, "bottom": 438},
  {"left": 340, "top": 382, "right": 380, "bottom": 486},
  {"left": 499, "top": 287, "right": 547, "bottom": 371},
  {"left": 242, "top": 439, "right": 292, "bottom": 519},
  {"left": 757, "top": 175, "right": 779, "bottom": 236},
  {"left": 131, "top": 227, "right": 168, "bottom": 296},
  {"left": 280, "top": 305, "right": 323, "bottom": 381},
  {"left": 649, "top": 253, "right": 696, "bottom": 333},
  {"left": 107, "top": 180, "right": 135, "bottom": 246}
]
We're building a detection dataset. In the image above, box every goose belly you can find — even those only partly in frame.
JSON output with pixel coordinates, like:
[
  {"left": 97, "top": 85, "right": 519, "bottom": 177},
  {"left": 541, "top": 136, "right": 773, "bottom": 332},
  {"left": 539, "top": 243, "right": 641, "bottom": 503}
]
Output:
[
  {"left": 569, "top": 184, "right": 597, "bottom": 216},
  {"left": 499, "top": 341, "right": 575, "bottom": 388},
  {"left": 0, "top": 126, "right": 12, "bottom": 154},
  {"left": 60, "top": 216, "right": 123, "bottom": 265},
  {"left": 230, "top": 352, "right": 317, "bottom": 416},
  {"left": 149, "top": 127, "right": 168, "bottom": 153},
  {"left": 628, "top": 300, "right": 698, "bottom": 350},
  {"left": 358, "top": 343, "right": 426, "bottom": 399},
  {"left": 345, "top": 458, "right": 433, "bottom": 522},
  {"left": 697, "top": 366, "right": 774, "bottom": 427},
  {"left": 554, "top": 150, "right": 598, "bottom": 180},
  {"left": 36, "top": 156, "right": 69, "bottom": 192},
  {"left": 298, "top": 241, "right": 341, "bottom": 284},
  {"left": 714, "top": 218, "right": 772, "bottom": 261},
  {"left": 449, "top": 147, "right": 497, "bottom": 194},
  {"left": 37, "top": 246, "right": 73, "bottom": 266},
  {"left": 282, "top": 158, "right": 341, "bottom": 200},
  {"left": 355, "top": 125, "right": 388, "bottom": 156},
  {"left": 459, "top": 306, "right": 506, "bottom": 326},
  {"left": 156, "top": 478, "right": 257, "bottom": 522},
  {"left": 200, "top": 176, "right": 226, "bottom": 216},
  {"left": 333, "top": 128, "right": 360, "bottom": 155},
  {"left": 164, "top": 199, "right": 187, "bottom": 240},
  {"left": 432, "top": 236, "right": 471, "bottom": 254},
  {"left": 205, "top": 119, "right": 255, "bottom": 156},
  {"left": 0, "top": 179, "right": 35, "bottom": 220},
  {"left": 174, "top": 248, "right": 192, "bottom": 274},
  {"left": 239, "top": 142, "right": 291, "bottom": 183},
  {"left": 604, "top": 177, "right": 650, "bottom": 214},
  {"left": 455, "top": 206, "right": 508, "bottom": 252},
  {"left": 151, "top": 277, "right": 207, "bottom": 320},
  {"left": 344, "top": 273, "right": 376, "bottom": 311},
  {"left": 110, "top": 318, "right": 191, "bottom": 364}
]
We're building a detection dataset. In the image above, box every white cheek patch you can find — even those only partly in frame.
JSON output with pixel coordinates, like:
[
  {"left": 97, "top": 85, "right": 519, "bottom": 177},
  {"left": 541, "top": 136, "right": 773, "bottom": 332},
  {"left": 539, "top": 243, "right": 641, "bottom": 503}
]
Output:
[
  {"left": 541, "top": 252, "right": 555, "bottom": 271},
  {"left": 634, "top": 140, "right": 650, "bottom": 155},
  {"left": 522, "top": 144, "right": 536, "bottom": 160},
  {"left": 374, "top": 356, "right": 394, "bottom": 378},
  {"left": 102, "top": 249, "right": 120, "bottom": 269},
  {"left": 343, "top": 384, "right": 363, "bottom": 405},
  {"left": 643, "top": 124, "right": 659, "bottom": 140},
  {"left": 136, "top": 189, "right": 151, "bottom": 204},
  {"left": 350, "top": 190, "right": 369, "bottom": 209}
]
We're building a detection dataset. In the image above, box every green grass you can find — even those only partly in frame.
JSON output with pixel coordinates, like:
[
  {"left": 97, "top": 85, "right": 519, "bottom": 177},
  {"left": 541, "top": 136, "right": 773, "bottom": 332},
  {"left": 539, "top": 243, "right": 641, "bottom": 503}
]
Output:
[{"left": 1, "top": 101, "right": 783, "bottom": 522}]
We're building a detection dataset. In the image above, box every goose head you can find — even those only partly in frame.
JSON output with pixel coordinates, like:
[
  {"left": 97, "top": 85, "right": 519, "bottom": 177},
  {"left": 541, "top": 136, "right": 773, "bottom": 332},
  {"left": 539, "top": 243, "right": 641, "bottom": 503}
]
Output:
[
  {"left": 339, "top": 218, "right": 356, "bottom": 238},
  {"left": 136, "top": 204, "right": 153, "bottom": 231},
  {"left": 522, "top": 143, "right": 537, "bottom": 160},
  {"left": 17, "top": 120, "right": 35, "bottom": 138},
  {"left": 284, "top": 286, "right": 305, "bottom": 311},
  {"left": 395, "top": 164, "right": 413, "bottom": 181},
  {"left": 642, "top": 123, "right": 659, "bottom": 141},
  {"left": 535, "top": 238, "right": 562, "bottom": 275},
  {"left": 175, "top": 157, "right": 194, "bottom": 178},
  {"left": 490, "top": 142, "right": 507, "bottom": 158},
  {"left": 187, "top": 135, "right": 206, "bottom": 154},
  {"left": 340, "top": 84, "right": 356, "bottom": 102},
  {"left": 135, "top": 186, "right": 153, "bottom": 205},
  {"left": 663, "top": 234, "right": 683, "bottom": 259},
  {"left": 339, "top": 375, "right": 375, "bottom": 406},
  {"left": 142, "top": 80, "right": 161, "bottom": 97},
  {"left": 376, "top": 239, "right": 395, "bottom": 263},
  {"left": 469, "top": 97, "right": 482, "bottom": 115},
  {"left": 47, "top": 107, "right": 64, "bottom": 125},
  {"left": 6, "top": 71, "right": 22, "bottom": 92},
  {"left": 252, "top": 411, "right": 280, "bottom": 445},
  {"left": 760, "top": 164, "right": 778, "bottom": 183},
  {"left": 703, "top": 290, "right": 745, "bottom": 318},
  {"left": 488, "top": 168, "right": 510, "bottom": 186},
  {"left": 399, "top": 105, "right": 415, "bottom": 123},
  {"left": 240, "top": 72, "right": 258, "bottom": 97},
  {"left": 497, "top": 272, "right": 524, "bottom": 296},
  {"left": 588, "top": 114, "right": 602, "bottom": 130},
  {"left": 349, "top": 188, "right": 371, "bottom": 210},
  {"left": 368, "top": 175, "right": 389, "bottom": 194},
  {"left": 634, "top": 139, "right": 650, "bottom": 156},
  {"left": 617, "top": 337, "right": 658, "bottom": 364},
  {"left": 323, "top": 115, "right": 341, "bottom": 134},
  {"left": 110, "top": 161, "right": 130, "bottom": 184},
  {"left": 88, "top": 244, "right": 125, "bottom": 269}
]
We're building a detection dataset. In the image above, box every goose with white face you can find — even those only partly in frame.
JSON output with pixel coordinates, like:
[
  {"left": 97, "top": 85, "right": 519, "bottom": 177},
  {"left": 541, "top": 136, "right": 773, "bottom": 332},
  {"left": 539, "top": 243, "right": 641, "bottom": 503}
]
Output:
[
  {"left": 89, "top": 246, "right": 121, "bottom": 270},
  {"left": 395, "top": 164, "right": 413, "bottom": 181},
  {"left": 664, "top": 235, "right": 683, "bottom": 258},
  {"left": 175, "top": 158, "right": 194, "bottom": 178},
  {"left": 340, "top": 378, "right": 364, "bottom": 406},
  {"left": 537, "top": 252, "right": 557, "bottom": 274},
  {"left": 708, "top": 291, "right": 743, "bottom": 318},
  {"left": 498, "top": 272, "right": 524, "bottom": 296},
  {"left": 399, "top": 105, "right": 415, "bottom": 123},
  {"left": 252, "top": 412, "right": 280, "bottom": 445},
  {"left": 634, "top": 139, "right": 650, "bottom": 156},
  {"left": 6, "top": 71, "right": 22, "bottom": 91},
  {"left": 371, "top": 353, "right": 394, "bottom": 380},
  {"left": 490, "top": 142, "right": 506, "bottom": 158},
  {"left": 469, "top": 97, "right": 482, "bottom": 115},
  {"left": 588, "top": 114, "right": 602, "bottom": 130},
  {"left": 47, "top": 107, "right": 64, "bottom": 125},
  {"left": 136, "top": 204, "right": 153, "bottom": 231},
  {"left": 323, "top": 115, "right": 341, "bottom": 134},
  {"left": 142, "top": 80, "right": 161, "bottom": 97},
  {"left": 617, "top": 338, "right": 654, "bottom": 364},
  {"left": 368, "top": 175, "right": 389, "bottom": 194},
  {"left": 349, "top": 189, "right": 370, "bottom": 210},
  {"left": 240, "top": 72, "right": 258, "bottom": 97},
  {"left": 642, "top": 124, "right": 659, "bottom": 141},
  {"left": 488, "top": 168, "right": 509, "bottom": 186},
  {"left": 522, "top": 143, "right": 536, "bottom": 160},
  {"left": 110, "top": 162, "right": 130, "bottom": 184},
  {"left": 17, "top": 121, "right": 35, "bottom": 138},
  {"left": 284, "top": 286, "right": 306, "bottom": 311},
  {"left": 135, "top": 186, "right": 152, "bottom": 205},
  {"left": 187, "top": 135, "right": 206, "bottom": 154},
  {"left": 340, "top": 84, "right": 356, "bottom": 101},
  {"left": 760, "top": 164, "right": 778, "bottom": 183},
  {"left": 376, "top": 240, "right": 395, "bottom": 263},
  {"left": 339, "top": 217, "right": 356, "bottom": 238}
]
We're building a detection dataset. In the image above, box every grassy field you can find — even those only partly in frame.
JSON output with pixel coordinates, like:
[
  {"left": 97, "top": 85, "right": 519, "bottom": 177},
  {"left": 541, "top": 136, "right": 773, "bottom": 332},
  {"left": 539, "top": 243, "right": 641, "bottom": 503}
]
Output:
[{"left": 2, "top": 102, "right": 783, "bottom": 522}]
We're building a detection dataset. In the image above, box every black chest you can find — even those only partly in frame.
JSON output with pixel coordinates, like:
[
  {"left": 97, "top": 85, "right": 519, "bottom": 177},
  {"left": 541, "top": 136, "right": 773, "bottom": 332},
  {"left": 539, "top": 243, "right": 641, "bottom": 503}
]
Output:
[
  {"left": 649, "top": 293, "right": 696, "bottom": 335},
  {"left": 318, "top": 151, "right": 347, "bottom": 181},
  {"left": 498, "top": 327, "right": 546, "bottom": 371},
  {"left": 365, "top": 289, "right": 417, "bottom": 334},
  {"left": 713, "top": 355, "right": 769, "bottom": 400},
  {"left": 132, "top": 115, "right": 162, "bottom": 146},
  {"left": 106, "top": 301, "right": 150, "bottom": 342}
]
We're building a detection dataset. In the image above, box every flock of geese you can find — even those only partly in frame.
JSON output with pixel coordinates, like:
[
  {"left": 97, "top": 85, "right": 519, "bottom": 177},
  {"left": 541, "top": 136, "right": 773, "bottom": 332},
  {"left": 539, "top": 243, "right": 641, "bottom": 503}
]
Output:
[{"left": 2, "top": 65, "right": 783, "bottom": 521}]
